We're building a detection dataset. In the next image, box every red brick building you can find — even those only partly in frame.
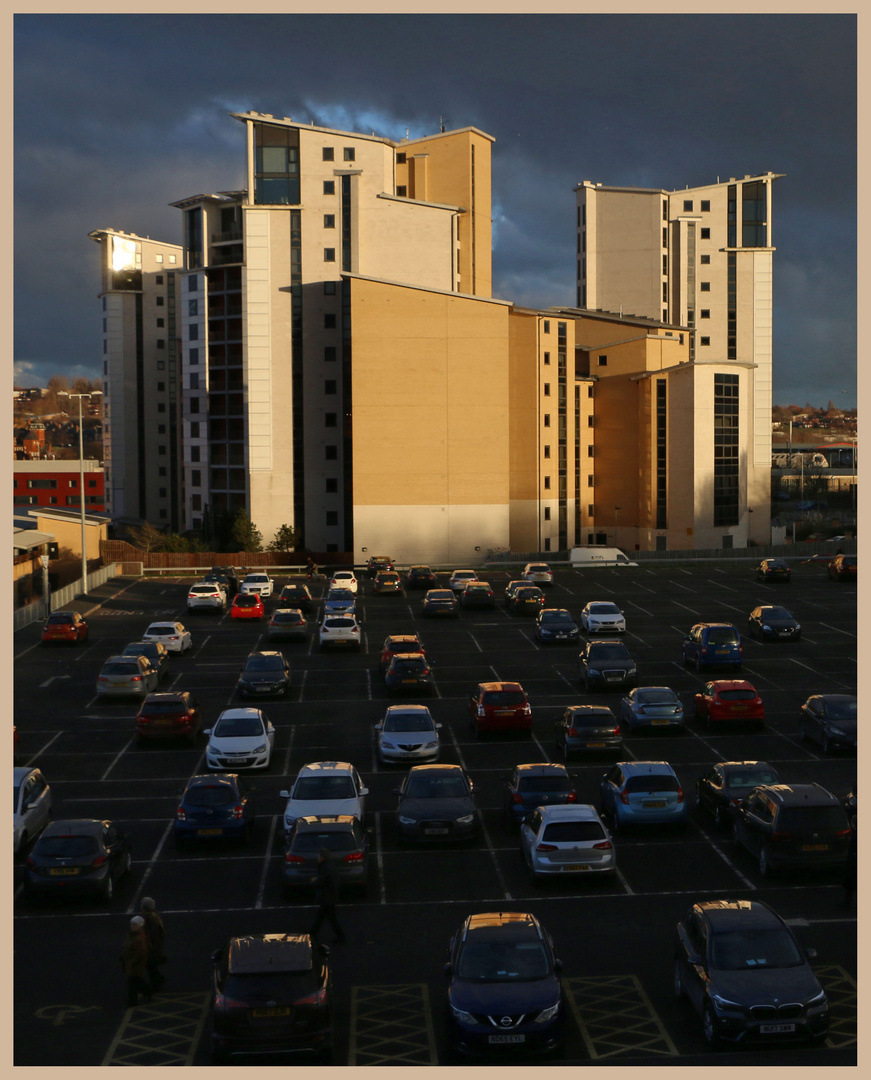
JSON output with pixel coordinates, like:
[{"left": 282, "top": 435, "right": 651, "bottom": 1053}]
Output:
[{"left": 13, "top": 459, "right": 106, "bottom": 512}]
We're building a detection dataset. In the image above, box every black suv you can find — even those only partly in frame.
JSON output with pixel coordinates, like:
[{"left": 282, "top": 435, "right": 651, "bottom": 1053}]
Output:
[
  {"left": 210, "top": 933, "right": 333, "bottom": 1061},
  {"left": 733, "top": 783, "right": 850, "bottom": 875}
]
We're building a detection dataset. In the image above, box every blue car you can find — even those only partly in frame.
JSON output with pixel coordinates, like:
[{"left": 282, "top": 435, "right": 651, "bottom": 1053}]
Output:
[
  {"left": 445, "top": 912, "right": 564, "bottom": 1057},
  {"left": 502, "top": 762, "right": 577, "bottom": 828},
  {"left": 681, "top": 623, "right": 742, "bottom": 672},
  {"left": 599, "top": 761, "right": 687, "bottom": 831},
  {"left": 174, "top": 773, "right": 255, "bottom": 847}
]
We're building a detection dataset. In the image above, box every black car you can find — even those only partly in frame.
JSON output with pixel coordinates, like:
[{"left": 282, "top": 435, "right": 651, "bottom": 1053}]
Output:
[
  {"left": 211, "top": 565, "right": 239, "bottom": 595},
  {"left": 695, "top": 761, "right": 781, "bottom": 827},
  {"left": 121, "top": 640, "right": 171, "bottom": 681},
  {"left": 174, "top": 773, "right": 255, "bottom": 847},
  {"left": 502, "top": 762, "right": 577, "bottom": 828},
  {"left": 24, "top": 818, "right": 132, "bottom": 903},
  {"left": 534, "top": 609, "right": 580, "bottom": 644},
  {"left": 406, "top": 565, "right": 437, "bottom": 590},
  {"left": 210, "top": 933, "right": 333, "bottom": 1062},
  {"left": 384, "top": 653, "right": 435, "bottom": 695},
  {"left": 579, "top": 640, "right": 637, "bottom": 691},
  {"left": 422, "top": 589, "right": 458, "bottom": 617},
  {"left": 366, "top": 555, "right": 395, "bottom": 578},
  {"left": 237, "top": 650, "right": 291, "bottom": 698},
  {"left": 732, "top": 783, "right": 850, "bottom": 875},
  {"left": 509, "top": 585, "right": 546, "bottom": 615},
  {"left": 747, "top": 605, "right": 801, "bottom": 642},
  {"left": 674, "top": 899, "right": 828, "bottom": 1047},
  {"left": 555, "top": 705, "right": 622, "bottom": 757},
  {"left": 755, "top": 558, "right": 791, "bottom": 582},
  {"left": 278, "top": 583, "right": 314, "bottom": 612},
  {"left": 394, "top": 764, "right": 476, "bottom": 842},
  {"left": 460, "top": 582, "right": 496, "bottom": 609},
  {"left": 283, "top": 815, "right": 370, "bottom": 895},
  {"left": 445, "top": 912, "right": 564, "bottom": 1058},
  {"left": 799, "top": 694, "right": 857, "bottom": 752}
]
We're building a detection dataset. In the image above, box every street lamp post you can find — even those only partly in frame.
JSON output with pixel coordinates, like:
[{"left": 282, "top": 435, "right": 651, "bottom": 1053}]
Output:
[
  {"left": 70, "top": 394, "right": 88, "bottom": 595},
  {"left": 614, "top": 506, "right": 621, "bottom": 548}
]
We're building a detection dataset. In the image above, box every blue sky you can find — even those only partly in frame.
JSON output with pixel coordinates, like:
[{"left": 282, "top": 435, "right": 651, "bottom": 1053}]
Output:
[{"left": 14, "top": 13, "right": 857, "bottom": 406}]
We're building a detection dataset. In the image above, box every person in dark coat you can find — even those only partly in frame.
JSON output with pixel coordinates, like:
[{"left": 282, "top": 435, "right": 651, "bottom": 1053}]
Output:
[
  {"left": 141, "top": 897, "right": 167, "bottom": 989},
  {"left": 309, "top": 848, "right": 345, "bottom": 943},
  {"left": 842, "top": 823, "right": 857, "bottom": 906},
  {"left": 120, "top": 916, "right": 153, "bottom": 1007}
]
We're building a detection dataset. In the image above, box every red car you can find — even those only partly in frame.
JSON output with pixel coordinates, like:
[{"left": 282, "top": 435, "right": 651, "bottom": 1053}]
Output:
[
  {"left": 468, "top": 681, "right": 532, "bottom": 737},
  {"left": 379, "top": 634, "right": 425, "bottom": 674},
  {"left": 694, "top": 680, "right": 764, "bottom": 727},
  {"left": 135, "top": 691, "right": 202, "bottom": 745},
  {"left": 41, "top": 611, "right": 89, "bottom": 645},
  {"left": 231, "top": 593, "right": 265, "bottom": 620},
  {"left": 828, "top": 553, "right": 857, "bottom": 581}
]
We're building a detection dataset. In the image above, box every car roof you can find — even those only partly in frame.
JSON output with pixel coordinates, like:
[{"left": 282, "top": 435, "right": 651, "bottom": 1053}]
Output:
[
  {"left": 426, "top": 589, "right": 454, "bottom": 596},
  {"left": 451, "top": 569, "right": 477, "bottom": 575},
  {"left": 619, "top": 761, "right": 677, "bottom": 776},
  {"left": 388, "top": 653, "right": 426, "bottom": 664},
  {"left": 514, "top": 763, "right": 568, "bottom": 777},
  {"left": 811, "top": 694, "right": 857, "bottom": 704},
  {"left": 228, "top": 934, "right": 312, "bottom": 974},
  {"left": 271, "top": 608, "right": 304, "bottom": 616},
  {"left": 245, "top": 650, "right": 285, "bottom": 660},
  {"left": 541, "top": 608, "right": 572, "bottom": 616},
  {"left": 718, "top": 760, "right": 771, "bottom": 770},
  {"left": 102, "top": 655, "right": 141, "bottom": 664},
  {"left": 479, "top": 681, "right": 524, "bottom": 692},
  {"left": 753, "top": 783, "right": 840, "bottom": 806},
  {"left": 695, "top": 899, "right": 783, "bottom": 931},
  {"left": 692, "top": 622, "right": 737, "bottom": 630},
  {"left": 566, "top": 704, "right": 615, "bottom": 715},
  {"left": 42, "top": 819, "right": 107, "bottom": 837},
  {"left": 385, "top": 635, "right": 421, "bottom": 644}
]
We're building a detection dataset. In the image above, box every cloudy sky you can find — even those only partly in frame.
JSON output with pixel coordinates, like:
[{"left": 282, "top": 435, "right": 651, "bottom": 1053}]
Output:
[{"left": 14, "top": 12, "right": 856, "bottom": 406}]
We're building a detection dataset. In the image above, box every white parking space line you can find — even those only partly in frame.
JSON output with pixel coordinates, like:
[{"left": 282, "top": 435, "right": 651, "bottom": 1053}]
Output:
[
  {"left": 626, "top": 601, "right": 654, "bottom": 616},
  {"left": 295, "top": 669, "right": 308, "bottom": 702},
  {"left": 126, "top": 821, "right": 174, "bottom": 914},
  {"left": 20, "top": 730, "right": 64, "bottom": 766},
  {"left": 790, "top": 658, "right": 835, "bottom": 674},
  {"left": 692, "top": 822, "right": 757, "bottom": 890},
  {"left": 365, "top": 669, "right": 373, "bottom": 701},
  {"left": 467, "top": 633, "right": 484, "bottom": 653},
  {"left": 819, "top": 622, "right": 856, "bottom": 637},
  {"left": 100, "top": 738, "right": 136, "bottom": 780},
  {"left": 615, "top": 867, "right": 634, "bottom": 894},
  {"left": 254, "top": 815, "right": 280, "bottom": 909},
  {"left": 477, "top": 809, "right": 512, "bottom": 901},
  {"left": 374, "top": 811, "right": 387, "bottom": 904},
  {"left": 706, "top": 579, "right": 736, "bottom": 591},
  {"left": 281, "top": 723, "right": 296, "bottom": 777}
]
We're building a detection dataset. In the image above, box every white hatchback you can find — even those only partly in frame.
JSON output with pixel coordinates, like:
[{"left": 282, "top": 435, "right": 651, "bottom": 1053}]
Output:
[
  {"left": 329, "top": 570, "right": 359, "bottom": 594},
  {"left": 280, "top": 761, "right": 369, "bottom": 833},
  {"left": 520, "top": 803, "right": 616, "bottom": 882},
  {"left": 142, "top": 621, "right": 193, "bottom": 653},
  {"left": 522, "top": 562, "right": 554, "bottom": 586},
  {"left": 240, "top": 573, "right": 274, "bottom": 597},
  {"left": 448, "top": 570, "right": 478, "bottom": 593},
  {"left": 319, "top": 615, "right": 362, "bottom": 649},
  {"left": 580, "top": 601, "right": 626, "bottom": 634},
  {"left": 13, "top": 767, "right": 52, "bottom": 854},
  {"left": 204, "top": 708, "right": 275, "bottom": 771}
]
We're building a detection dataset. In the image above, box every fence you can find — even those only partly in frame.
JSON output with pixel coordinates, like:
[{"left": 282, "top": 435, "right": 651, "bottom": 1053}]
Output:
[
  {"left": 484, "top": 540, "right": 856, "bottom": 567},
  {"left": 12, "top": 562, "right": 122, "bottom": 633}
]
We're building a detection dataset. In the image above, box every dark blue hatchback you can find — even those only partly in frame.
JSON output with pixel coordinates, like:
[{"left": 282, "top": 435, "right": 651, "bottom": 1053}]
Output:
[
  {"left": 682, "top": 623, "right": 742, "bottom": 671},
  {"left": 174, "top": 773, "right": 255, "bottom": 847}
]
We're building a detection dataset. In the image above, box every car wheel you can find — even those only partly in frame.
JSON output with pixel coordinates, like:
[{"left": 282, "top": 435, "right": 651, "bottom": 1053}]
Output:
[
  {"left": 120, "top": 848, "right": 132, "bottom": 878},
  {"left": 703, "top": 1005, "right": 721, "bottom": 1047},
  {"left": 758, "top": 845, "right": 771, "bottom": 877},
  {"left": 821, "top": 732, "right": 830, "bottom": 754},
  {"left": 799, "top": 719, "right": 810, "bottom": 742},
  {"left": 673, "top": 958, "right": 685, "bottom": 1000},
  {"left": 101, "top": 873, "right": 114, "bottom": 902},
  {"left": 713, "top": 804, "right": 727, "bottom": 828},
  {"left": 695, "top": 655, "right": 703, "bottom": 673}
]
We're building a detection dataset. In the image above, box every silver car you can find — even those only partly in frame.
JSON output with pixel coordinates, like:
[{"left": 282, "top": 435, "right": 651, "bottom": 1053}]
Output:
[
  {"left": 520, "top": 803, "right": 616, "bottom": 882},
  {"left": 96, "top": 655, "right": 159, "bottom": 698},
  {"left": 283, "top": 815, "right": 370, "bottom": 895},
  {"left": 187, "top": 582, "right": 227, "bottom": 611},
  {"left": 375, "top": 705, "right": 442, "bottom": 764},
  {"left": 619, "top": 687, "right": 685, "bottom": 731},
  {"left": 13, "top": 767, "right": 52, "bottom": 854},
  {"left": 240, "top": 572, "right": 274, "bottom": 597}
]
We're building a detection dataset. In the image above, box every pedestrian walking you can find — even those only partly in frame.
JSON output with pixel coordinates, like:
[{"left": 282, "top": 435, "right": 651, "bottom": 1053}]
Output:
[
  {"left": 141, "top": 897, "right": 167, "bottom": 989},
  {"left": 842, "top": 823, "right": 857, "bottom": 906},
  {"left": 120, "top": 916, "right": 153, "bottom": 1008},
  {"left": 309, "top": 848, "right": 345, "bottom": 943},
  {"left": 306, "top": 556, "right": 314, "bottom": 580}
]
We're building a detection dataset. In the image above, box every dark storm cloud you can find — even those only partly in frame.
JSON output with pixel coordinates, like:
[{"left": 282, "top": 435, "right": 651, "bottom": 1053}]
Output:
[{"left": 14, "top": 13, "right": 856, "bottom": 405}]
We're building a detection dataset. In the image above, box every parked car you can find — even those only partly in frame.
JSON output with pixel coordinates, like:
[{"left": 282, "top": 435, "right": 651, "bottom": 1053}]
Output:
[
  {"left": 237, "top": 651, "right": 290, "bottom": 698},
  {"left": 375, "top": 705, "right": 441, "bottom": 764},
  {"left": 694, "top": 680, "right": 764, "bottom": 727},
  {"left": 521, "top": 562, "right": 554, "bottom": 586},
  {"left": 599, "top": 761, "right": 687, "bottom": 831},
  {"left": 121, "top": 640, "right": 171, "bottom": 682},
  {"left": 40, "top": 611, "right": 88, "bottom": 645},
  {"left": 555, "top": 705, "right": 622, "bottom": 757},
  {"left": 405, "top": 565, "right": 437, "bottom": 590},
  {"left": 379, "top": 634, "right": 426, "bottom": 674},
  {"left": 96, "top": 654, "right": 159, "bottom": 699},
  {"left": 579, "top": 640, "right": 636, "bottom": 691},
  {"left": 324, "top": 587, "right": 357, "bottom": 616},
  {"left": 448, "top": 570, "right": 478, "bottom": 593},
  {"left": 230, "top": 593, "right": 265, "bottom": 620},
  {"left": 732, "top": 782, "right": 851, "bottom": 875},
  {"left": 283, "top": 815, "right": 370, "bottom": 896},
  {"left": 135, "top": 691, "right": 202, "bottom": 745},
  {"left": 520, "top": 804, "right": 615, "bottom": 883},
  {"left": 444, "top": 912, "right": 564, "bottom": 1057},
  {"left": 799, "top": 694, "right": 857, "bottom": 752},
  {"left": 201, "top": 575, "right": 230, "bottom": 598},
  {"left": 674, "top": 899, "right": 829, "bottom": 1046},
  {"left": 394, "top": 764, "right": 476, "bottom": 843},
  {"left": 747, "top": 605, "right": 801, "bottom": 641},
  {"left": 508, "top": 585, "right": 546, "bottom": 615},
  {"left": 534, "top": 608, "right": 580, "bottom": 644},
  {"left": 695, "top": 761, "right": 781, "bottom": 827},
  {"left": 619, "top": 686, "right": 684, "bottom": 731},
  {"left": 278, "top": 583, "right": 314, "bottom": 612},
  {"left": 13, "top": 767, "right": 52, "bottom": 854},
  {"left": 580, "top": 601, "right": 626, "bottom": 634},
  {"left": 240, "top": 572, "right": 274, "bottom": 597},
  {"left": 209, "top": 933, "right": 333, "bottom": 1062},
  {"left": 174, "top": 773, "right": 255, "bottom": 847},
  {"left": 319, "top": 615, "right": 362, "bottom": 649},
  {"left": 210, "top": 565, "right": 239, "bottom": 595},
  {"left": 24, "top": 818, "right": 132, "bottom": 902},
  {"left": 186, "top": 582, "right": 227, "bottom": 612},
  {"left": 142, "top": 621, "right": 192, "bottom": 653},
  {"left": 384, "top": 653, "right": 435, "bottom": 695},
  {"left": 502, "top": 762, "right": 577, "bottom": 828},
  {"left": 267, "top": 608, "right": 308, "bottom": 642},
  {"left": 681, "top": 623, "right": 742, "bottom": 671},
  {"left": 828, "top": 553, "right": 856, "bottom": 581},
  {"left": 422, "top": 589, "right": 458, "bottom": 617},
  {"left": 328, "top": 570, "right": 358, "bottom": 594},
  {"left": 504, "top": 580, "right": 529, "bottom": 605},
  {"left": 460, "top": 582, "right": 495, "bottom": 609},
  {"left": 205, "top": 708, "right": 275, "bottom": 771},
  {"left": 365, "top": 555, "right": 394, "bottom": 578},
  {"left": 755, "top": 557, "right": 791, "bottom": 583},
  {"left": 468, "top": 681, "right": 532, "bottom": 737},
  {"left": 280, "top": 762, "right": 368, "bottom": 834},
  {"left": 373, "top": 570, "right": 403, "bottom": 595}
]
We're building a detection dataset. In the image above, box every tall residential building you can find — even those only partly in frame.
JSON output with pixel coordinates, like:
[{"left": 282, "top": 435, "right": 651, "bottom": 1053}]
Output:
[{"left": 87, "top": 230, "right": 184, "bottom": 529}]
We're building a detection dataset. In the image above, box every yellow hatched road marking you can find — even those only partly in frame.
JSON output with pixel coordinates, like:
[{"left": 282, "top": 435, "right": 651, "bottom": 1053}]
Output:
[
  {"left": 563, "top": 974, "right": 678, "bottom": 1058},
  {"left": 815, "top": 964, "right": 857, "bottom": 1048},
  {"left": 100, "top": 992, "right": 211, "bottom": 1066},
  {"left": 348, "top": 983, "right": 438, "bottom": 1065}
]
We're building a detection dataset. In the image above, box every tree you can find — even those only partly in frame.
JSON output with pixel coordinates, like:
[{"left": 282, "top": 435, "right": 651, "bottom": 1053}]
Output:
[
  {"left": 231, "top": 510, "right": 263, "bottom": 552},
  {"left": 127, "top": 521, "right": 165, "bottom": 553},
  {"left": 271, "top": 523, "right": 300, "bottom": 551}
]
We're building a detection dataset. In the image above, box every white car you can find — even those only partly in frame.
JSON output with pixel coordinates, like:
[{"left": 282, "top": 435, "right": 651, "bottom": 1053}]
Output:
[
  {"left": 375, "top": 705, "right": 442, "bottom": 764},
  {"left": 13, "top": 767, "right": 52, "bottom": 854},
  {"left": 187, "top": 583, "right": 226, "bottom": 611},
  {"left": 520, "top": 803, "right": 616, "bottom": 882},
  {"left": 522, "top": 562, "right": 554, "bottom": 586},
  {"left": 319, "top": 614, "right": 362, "bottom": 649},
  {"left": 580, "top": 601, "right": 626, "bottom": 634},
  {"left": 280, "top": 761, "right": 369, "bottom": 833},
  {"left": 329, "top": 570, "right": 359, "bottom": 594},
  {"left": 204, "top": 708, "right": 275, "bottom": 771},
  {"left": 240, "top": 572, "right": 274, "bottom": 597},
  {"left": 448, "top": 570, "right": 478, "bottom": 593},
  {"left": 142, "top": 621, "right": 193, "bottom": 653}
]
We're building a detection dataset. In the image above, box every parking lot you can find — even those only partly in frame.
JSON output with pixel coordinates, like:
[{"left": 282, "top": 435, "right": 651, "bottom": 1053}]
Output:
[{"left": 13, "top": 561, "right": 857, "bottom": 1065}]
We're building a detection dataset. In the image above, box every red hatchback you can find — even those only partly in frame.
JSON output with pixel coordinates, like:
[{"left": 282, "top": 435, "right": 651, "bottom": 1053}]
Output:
[
  {"left": 41, "top": 611, "right": 89, "bottom": 645},
  {"left": 469, "top": 681, "right": 532, "bottom": 737},
  {"left": 231, "top": 593, "right": 265, "bottom": 620},
  {"left": 135, "top": 691, "right": 202, "bottom": 745},
  {"left": 694, "top": 680, "right": 764, "bottom": 727},
  {"left": 379, "top": 634, "right": 425, "bottom": 674}
]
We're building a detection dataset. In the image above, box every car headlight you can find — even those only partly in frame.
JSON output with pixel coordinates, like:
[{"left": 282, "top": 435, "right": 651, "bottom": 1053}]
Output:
[
  {"left": 381, "top": 740, "right": 396, "bottom": 750},
  {"left": 450, "top": 1003, "right": 476, "bottom": 1025},
  {"left": 806, "top": 990, "right": 828, "bottom": 1011},
  {"left": 455, "top": 814, "right": 475, "bottom": 825},
  {"left": 710, "top": 991, "right": 742, "bottom": 1011},
  {"left": 762, "top": 624, "right": 772, "bottom": 632},
  {"left": 423, "top": 740, "right": 439, "bottom": 749},
  {"left": 398, "top": 815, "right": 418, "bottom": 825},
  {"left": 626, "top": 666, "right": 637, "bottom": 676},
  {"left": 675, "top": 706, "right": 684, "bottom": 716},
  {"left": 828, "top": 726, "right": 845, "bottom": 736},
  {"left": 534, "top": 1001, "right": 561, "bottom": 1024},
  {"left": 252, "top": 743, "right": 267, "bottom": 753}
]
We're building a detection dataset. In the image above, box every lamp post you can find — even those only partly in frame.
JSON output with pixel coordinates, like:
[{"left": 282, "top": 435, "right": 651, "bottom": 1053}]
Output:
[
  {"left": 70, "top": 394, "right": 89, "bottom": 595},
  {"left": 614, "top": 506, "right": 621, "bottom": 548}
]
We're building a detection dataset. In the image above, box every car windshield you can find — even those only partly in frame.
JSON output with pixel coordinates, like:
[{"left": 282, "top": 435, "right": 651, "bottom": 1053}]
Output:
[
  {"left": 427, "top": 592, "right": 454, "bottom": 601},
  {"left": 384, "top": 713, "right": 434, "bottom": 732},
  {"left": 328, "top": 590, "right": 354, "bottom": 600},
  {"left": 823, "top": 699, "right": 857, "bottom": 721},
  {"left": 290, "top": 831, "right": 358, "bottom": 853},
  {"left": 185, "top": 785, "right": 236, "bottom": 807},
  {"left": 404, "top": 774, "right": 468, "bottom": 798},
  {"left": 763, "top": 608, "right": 792, "bottom": 620},
  {"left": 541, "top": 821, "right": 606, "bottom": 842},
  {"left": 272, "top": 613, "right": 302, "bottom": 623},
  {"left": 528, "top": 566, "right": 550, "bottom": 573},
  {"left": 457, "top": 940, "right": 549, "bottom": 981},
  {"left": 244, "top": 656, "right": 284, "bottom": 672},
  {"left": 516, "top": 588, "right": 542, "bottom": 599},
  {"left": 842, "top": 556, "right": 856, "bottom": 567},
  {"left": 147, "top": 626, "right": 176, "bottom": 635},
  {"left": 727, "top": 769, "right": 778, "bottom": 789},
  {"left": 589, "top": 603, "right": 620, "bottom": 615},
  {"left": 706, "top": 628, "right": 739, "bottom": 644},
  {"left": 190, "top": 586, "right": 217, "bottom": 594},
  {"left": 122, "top": 644, "right": 151, "bottom": 656},
  {"left": 388, "top": 640, "right": 419, "bottom": 652},
  {"left": 215, "top": 716, "right": 264, "bottom": 737},
  {"left": 324, "top": 618, "right": 356, "bottom": 628},
  {"left": 710, "top": 929, "right": 803, "bottom": 970},
  {"left": 635, "top": 690, "right": 677, "bottom": 705},
  {"left": 571, "top": 711, "right": 614, "bottom": 727},
  {"left": 282, "top": 588, "right": 306, "bottom": 598},
  {"left": 517, "top": 776, "right": 571, "bottom": 793},
  {"left": 481, "top": 690, "right": 526, "bottom": 706},
  {"left": 245, "top": 576, "right": 268, "bottom": 583},
  {"left": 235, "top": 597, "right": 258, "bottom": 607},
  {"left": 292, "top": 777, "right": 356, "bottom": 800},
  {"left": 36, "top": 835, "right": 98, "bottom": 858},
  {"left": 46, "top": 615, "right": 73, "bottom": 624},
  {"left": 101, "top": 662, "right": 139, "bottom": 676},
  {"left": 625, "top": 775, "right": 678, "bottom": 793},
  {"left": 543, "top": 612, "right": 574, "bottom": 624},
  {"left": 717, "top": 689, "right": 757, "bottom": 701},
  {"left": 390, "top": 660, "right": 426, "bottom": 675},
  {"left": 589, "top": 644, "right": 631, "bottom": 660},
  {"left": 13, "top": 782, "right": 22, "bottom": 809}
]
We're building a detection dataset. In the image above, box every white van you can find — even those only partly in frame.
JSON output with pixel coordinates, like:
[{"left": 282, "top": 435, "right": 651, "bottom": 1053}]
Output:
[{"left": 570, "top": 546, "right": 638, "bottom": 567}]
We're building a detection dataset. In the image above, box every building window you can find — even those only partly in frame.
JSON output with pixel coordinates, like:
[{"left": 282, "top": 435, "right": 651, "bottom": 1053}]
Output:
[
  {"left": 189, "top": 324, "right": 199, "bottom": 340},
  {"left": 700, "top": 336, "right": 711, "bottom": 346},
  {"left": 544, "top": 414, "right": 551, "bottom": 427},
  {"left": 324, "top": 314, "right": 336, "bottom": 329},
  {"left": 158, "top": 445, "right": 166, "bottom": 456},
  {"left": 701, "top": 200, "right": 710, "bottom": 212},
  {"left": 159, "top": 487, "right": 167, "bottom": 497},
  {"left": 191, "top": 494, "right": 202, "bottom": 511},
  {"left": 700, "top": 281, "right": 711, "bottom": 292},
  {"left": 544, "top": 351, "right": 550, "bottom": 365},
  {"left": 543, "top": 383, "right": 551, "bottom": 396},
  {"left": 588, "top": 415, "right": 594, "bottom": 428},
  {"left": 396, "top": 185, "right": 407, "bottom": 197},
  {"left": 598, "top": 355, "right": 608, "bottom": 367},
  {"left": 343, "top": 147, "right": 355, "bottom": 162},
  {"left": 587, "top": 475, "right": 595, "bottom": 487},
  {"left": 662, "top": 255, "right": 668, "bottom": 275},
  {"left": 324, "top": 281, "right": 336, "bottom": 295},
  {"left": 544, "top": 476, "right": 551, "bottom": 490},
  {"left": 714, "top": 373, "right": 740, "bottom": 526},
  {"left": 190, "top": 348, "right": 199, "bottom": 364},
  {"left": 544, "top": 507, "right": 551, "bottom": 521},
  {"left": 683, "top": 200, "right": 693, "bottom": 211},
  {"left": 324, "top": 214, "right": 335, "bottom": 229},
  {"left": 103, "top": 340, "right": 107, "bottom": 354},
  {"left": 325, "top": 413, "right": 337, "bottom": 427},
  {"left": 27, "top": 479, "right": 57, "bottom": 489},
  {"left": 156, "top": 296, "right": 164, "bottom": 306},
  {"left": 157, "top": 403, "right": 166, "bottom": 413},
  {"left": 190, "top": 422, "right": 200, "bottom": 438},
  {"left": 662, "top": 227, "right": 668, "bottom": 247},
  {"left": 544, "top": 445, "right": 551, "bottom": 459},
  {"left": 324, "top": 346, "right": 337, "bottom": 362},
  {"left": 325, "top": 445, "right": 337, "bottom": 460},
  {"left": 587, "top": 386, "right": 594, "bottom": 398},
  {"left": 155, "top": 254, "right": 163, "bottom": 263},
  {"left": 588, "top": 504, "right": 595, "bottom": 517},
  {"left": 326, "top": 510, "right": 339, "bottom": 526},
  {"left": 188, "top": 299, "right": 198, "bottom": 316},
  {"left": 701, "top": 228, "right": 710, "bottom": 240},
  {"left": 191, "top": 446, "right": 200, "bottom": 462},
  {"left": 157, "top": 360, "right": 165, "bottom": 370},
  {"left": 188, "top": 275, "right": 198, "bottom": 291},
  {"left": 191, "top": 470, "right": 201, "bottom": 486},
  {"left": 190, "top": 374, "right": 199, "bottom": 389},
  {"left": 155, "top": 276, "right": 163, "bottom": 286},
  {"left": 543, "top": 320, "right": 550, "bottom": 333},
  {"left": 157, "top": 382, "right": 165, "bottom": 391},
  {"left": 396, "top": 152, "right": 406, "bottom": 164},
  {"left": 322, "top": 147, "right": 334, "bottom": 161},
  {"left": 701, "top": 254, "right": 711, "bottom": 264},
  {"left": 158, "top": 424, "right": 166, "bottom": 434},
  {"left": 587, "top": 445, "right": 594, "bottom": 457},
  {"left": 103, "top": 361, "right": 108, "bottom": 374},
  {"left": 323, "top": 181, "right": 335, "bottom": 195},
  {"left": 326, "top": 477, "right": 338, "bottom": 493},
  {"left": 156, "top": 339, "right": 165, "bottom": 349},
  {"left": 324, "top": 248, "right": 336, "bottom": 262},
  {"left": 701, "top": 309, "right": 711, "bottom": 319},
  {"left": 324, "top": 379, "right": 337, "bottom": 394},
  {"left": 189, "top": 397, "right": 199, "bottom": 413}
]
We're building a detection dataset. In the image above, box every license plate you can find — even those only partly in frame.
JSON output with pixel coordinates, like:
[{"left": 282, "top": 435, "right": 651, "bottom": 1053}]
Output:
[
  {"left": 424, "top": 827, "right": 449, "bottom": 835},
  {"left": 154, "top": 718, "right": 176, "bottom": 725},
  {"left": 400, "top": 752, "right": 418, "bottom": 757},
  {"left": 803, "top": 843, "right": 829, "bottom": 851},
  {"left": 488, "top": 1034, "right": 524, "bottom": 1044},
  {"left": 495, "top": 711, "right": 513, "bottom": 717},
  {"left": 402, "top": 679, "right": 417, "bottom": 684},
  {"left": 252, "top": 1006, "right": 290, "bottom": 1017},
  {"left": 732, "top": 705, "right": 747, "bottom": 711},
  {"left": 651, "top": 718, "right": 670, "bottom": 725},
  {"left": 760, "top": 1023, "right": 795, "bottom": 1034},
  {"left": 48, "top": 867, "right": 80, "bottom": 875},
  {"left": 716, "top": 649, "right": 730, "bottom": 654},
  {"left": 565, "top": 864, "right": 591, "bottom": 871},
  {"left": 644, "top": 801, "right": 666, "bottom": 808},
  {"left": 586, "top": 741, "right": 606, "bottom": 748},
  {"left": 197, "top": 828, "right": 223, "bottom": 836}
]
